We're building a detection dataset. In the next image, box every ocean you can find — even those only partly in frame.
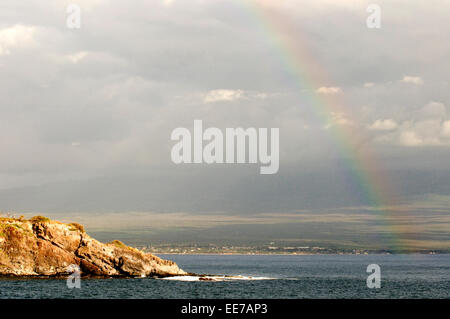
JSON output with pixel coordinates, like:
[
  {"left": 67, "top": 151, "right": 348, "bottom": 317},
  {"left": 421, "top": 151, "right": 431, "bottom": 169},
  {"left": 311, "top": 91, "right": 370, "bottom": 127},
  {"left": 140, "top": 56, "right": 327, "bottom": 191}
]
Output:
[{"left": 0, "top": 254, "right": 449, "bottom": 299}]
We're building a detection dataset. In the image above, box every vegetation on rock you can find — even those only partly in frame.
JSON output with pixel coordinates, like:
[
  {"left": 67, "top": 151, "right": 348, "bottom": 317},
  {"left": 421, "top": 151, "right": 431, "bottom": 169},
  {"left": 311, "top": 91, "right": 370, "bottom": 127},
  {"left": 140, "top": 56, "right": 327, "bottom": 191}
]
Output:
[{"left": 0, "top": 216, "right": 186, "bottom": 278}]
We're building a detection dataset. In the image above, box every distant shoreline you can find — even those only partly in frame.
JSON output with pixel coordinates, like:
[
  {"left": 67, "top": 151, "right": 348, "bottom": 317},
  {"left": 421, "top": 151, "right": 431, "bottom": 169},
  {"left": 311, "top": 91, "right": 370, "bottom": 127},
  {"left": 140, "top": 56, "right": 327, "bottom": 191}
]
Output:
[{"left": 151, "top": 252, "right": 448, "bottom": 256}]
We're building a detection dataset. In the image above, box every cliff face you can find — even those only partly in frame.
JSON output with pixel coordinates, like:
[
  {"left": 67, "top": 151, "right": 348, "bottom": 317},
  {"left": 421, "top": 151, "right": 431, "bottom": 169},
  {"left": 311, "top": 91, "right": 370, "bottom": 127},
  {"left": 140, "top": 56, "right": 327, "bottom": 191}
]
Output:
[{"left": 0, "top": 217, "right": 186, "bottom": 277}]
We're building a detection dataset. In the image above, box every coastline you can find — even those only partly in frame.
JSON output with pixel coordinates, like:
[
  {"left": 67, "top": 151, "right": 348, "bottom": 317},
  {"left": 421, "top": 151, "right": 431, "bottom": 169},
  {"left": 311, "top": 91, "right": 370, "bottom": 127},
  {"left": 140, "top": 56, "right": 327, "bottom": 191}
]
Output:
[{"left": 152, "top": 251, "right": 448, "bottom": 256}]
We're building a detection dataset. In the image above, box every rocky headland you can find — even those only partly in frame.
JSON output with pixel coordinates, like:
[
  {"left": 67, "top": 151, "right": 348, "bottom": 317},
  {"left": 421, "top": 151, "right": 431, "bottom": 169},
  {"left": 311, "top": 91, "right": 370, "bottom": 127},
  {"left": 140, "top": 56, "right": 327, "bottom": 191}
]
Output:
[{"left": 0, "top": 216, "right": 186, "bottom": 278}]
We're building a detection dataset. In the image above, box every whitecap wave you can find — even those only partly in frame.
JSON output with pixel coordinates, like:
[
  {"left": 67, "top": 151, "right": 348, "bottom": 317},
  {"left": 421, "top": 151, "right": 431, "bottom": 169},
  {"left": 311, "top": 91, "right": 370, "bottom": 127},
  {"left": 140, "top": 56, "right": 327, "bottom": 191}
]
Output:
[{"left": 160, "top": 275, "right": 276, "bottom": 282}]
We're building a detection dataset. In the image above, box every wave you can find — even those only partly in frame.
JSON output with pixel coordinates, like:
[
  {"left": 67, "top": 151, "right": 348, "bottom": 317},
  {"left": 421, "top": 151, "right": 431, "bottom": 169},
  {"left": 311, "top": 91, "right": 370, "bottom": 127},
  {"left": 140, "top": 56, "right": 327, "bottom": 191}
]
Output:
[{"left": 160, "top": 275, "right": 276, "bottom": 282}]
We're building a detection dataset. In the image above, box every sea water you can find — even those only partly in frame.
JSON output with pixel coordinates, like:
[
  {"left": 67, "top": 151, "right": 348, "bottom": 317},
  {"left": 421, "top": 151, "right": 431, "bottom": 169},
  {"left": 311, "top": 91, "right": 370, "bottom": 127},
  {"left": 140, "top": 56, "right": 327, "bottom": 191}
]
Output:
[{"left": 0, "top": 254, "right": 448, "bottom": 299}]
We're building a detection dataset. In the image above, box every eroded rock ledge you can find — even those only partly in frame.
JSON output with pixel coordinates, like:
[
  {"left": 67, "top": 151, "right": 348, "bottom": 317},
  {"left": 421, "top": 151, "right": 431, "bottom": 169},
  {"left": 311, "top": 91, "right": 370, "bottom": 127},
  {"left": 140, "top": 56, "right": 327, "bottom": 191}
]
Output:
[{"left": 0, "top": 216, "right": 186, "bottom": 277}]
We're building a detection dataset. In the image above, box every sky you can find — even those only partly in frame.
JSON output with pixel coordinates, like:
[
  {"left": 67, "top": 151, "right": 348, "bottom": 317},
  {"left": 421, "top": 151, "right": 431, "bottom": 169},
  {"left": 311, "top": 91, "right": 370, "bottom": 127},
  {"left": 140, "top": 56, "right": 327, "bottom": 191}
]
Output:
[{"left": 0, "top": 1, "right": 449, "bottom": 244}]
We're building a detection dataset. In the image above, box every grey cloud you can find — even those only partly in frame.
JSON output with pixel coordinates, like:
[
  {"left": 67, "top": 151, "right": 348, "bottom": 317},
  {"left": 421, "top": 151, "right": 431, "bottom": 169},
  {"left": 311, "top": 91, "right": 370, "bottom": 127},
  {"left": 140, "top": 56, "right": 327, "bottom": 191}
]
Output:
[{"left": 0, "top": 0, "right": 448, "bottom": 215}]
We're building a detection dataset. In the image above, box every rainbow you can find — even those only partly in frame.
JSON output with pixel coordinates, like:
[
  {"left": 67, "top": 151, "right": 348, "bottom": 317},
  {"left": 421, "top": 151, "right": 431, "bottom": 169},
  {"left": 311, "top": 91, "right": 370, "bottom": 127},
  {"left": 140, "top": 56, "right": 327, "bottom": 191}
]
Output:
[{"left": 238, "top": 1, "right": 413, "bottom": 251}]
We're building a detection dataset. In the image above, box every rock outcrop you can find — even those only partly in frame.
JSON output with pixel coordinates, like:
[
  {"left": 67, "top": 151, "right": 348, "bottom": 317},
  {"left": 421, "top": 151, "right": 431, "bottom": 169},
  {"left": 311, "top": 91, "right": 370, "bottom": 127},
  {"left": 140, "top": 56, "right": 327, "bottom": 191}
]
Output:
[{"left": 0, "top": 216, "right": 186, "bottom": 277}]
